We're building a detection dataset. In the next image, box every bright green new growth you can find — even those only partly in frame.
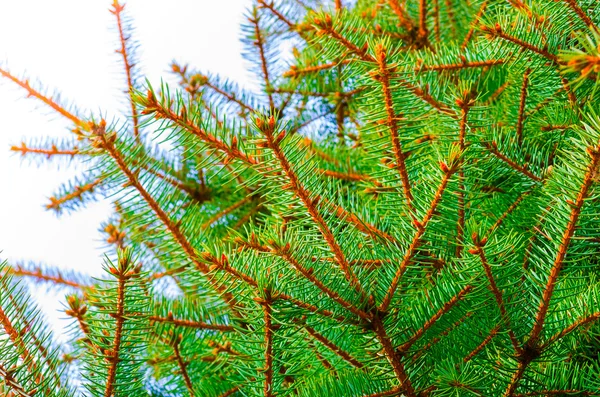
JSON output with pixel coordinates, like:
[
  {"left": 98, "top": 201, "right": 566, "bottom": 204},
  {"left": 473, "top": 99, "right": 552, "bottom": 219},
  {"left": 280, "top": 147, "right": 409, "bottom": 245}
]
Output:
[{"left": 2, "top": 0, "right": 600, "bottom": 396}]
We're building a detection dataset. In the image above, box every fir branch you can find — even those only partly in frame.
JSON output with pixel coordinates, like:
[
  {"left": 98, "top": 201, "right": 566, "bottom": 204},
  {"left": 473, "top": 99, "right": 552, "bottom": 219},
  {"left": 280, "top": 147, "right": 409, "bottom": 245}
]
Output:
[
  {"left": 516, "top": 69, "right": 531, "bottom": 145},
  {"left": 463, "top": 324, "right": 500, "bottom": 363},
  {"left": 172, "top": 338, "right": 194, "bottom": 396},
  {"left": 372, "top": 314, "right": 416, "bottom": 397},
  {"left": 387, "top": 0, "right": 415, "bottom": 32},
  {"left": 249, "top": 9, "right": 275, "bottom": 110},
  {"left": 6, "top": 263, "right": 91, "bottom": 290},
  {"left": 396, "top": 285, "right": 473, "bottom": 354},
  {"left": 482, "top": 141, "right": 542, "bottom": 182},
  {"left": 542, "top": 311, "right": 600, "bottom": 349},
  {"left": 46, "top": 177, "right": 104, "bottom": 212},
  {"left": 10, "top": 142, "right": 80, "bottom": 159},
  {"left": 469, "top": 236, "right": 522, "bottom": 354},
  {"left": 562, "top": 0, "right": 598, "bottom": 34},
  {"left": 528, "top": 146, "right": 600, "bottom": 344},
  {"left": 416, "top": 58, "right": 504, "bottom": 72},
  {"left": 284, "top": 60, "right": 352, "bottom": 78},
  {"left": 375, "top": 43, "right": 414, "bottom": 210},
  {"left": 257, "top": 116, "right": 368, "bottom": 300},
  {"left": 361, "top": 386, "right": 403, "bottom": 397},
  {"left": 150, "top": 315, "right": 234, "bottom": 332},
  {"left": 380, "top": 162, "right": 457, "bottom": 312},
  {"left": 103, "top": 259, "right": 128, "bottom": 397},
  {"left": 93, "top": 121, "right": 238, "bottom": 310},
  {"left": 479, "top": 24, "right": 558, "bottom": 63},
  {"left": 303, "top": 322, "right": 364, "bottom": 369},
  {"left": 110, "top": 1, "right": 140, "bottom": 139},
  {"left": 0, "top": 68, "right": 86, "bottom": 130},
  {"left": 462, "top": 1, "right": 488, "bottom": 49}
]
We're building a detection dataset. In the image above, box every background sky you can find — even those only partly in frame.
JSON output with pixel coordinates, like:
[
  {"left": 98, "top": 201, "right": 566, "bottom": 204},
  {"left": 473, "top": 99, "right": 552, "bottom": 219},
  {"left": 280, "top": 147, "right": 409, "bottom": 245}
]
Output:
[{"left": 0, "top": 0, "right": 252, "bottom": 334}]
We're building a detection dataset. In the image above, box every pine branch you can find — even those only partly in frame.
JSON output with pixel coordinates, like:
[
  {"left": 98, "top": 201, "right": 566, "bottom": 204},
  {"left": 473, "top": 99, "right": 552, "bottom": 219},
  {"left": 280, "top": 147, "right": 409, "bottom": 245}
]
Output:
[
  {"left": 172, "top": 338, "right": 194, "bottom": 396},
  {"left": 10, "top": 142, "right": 80, "bottom": 159},
  {"left": 303, "top": 322, "right": 364, "bottom": 369},
  {"left": 396, "top": 285, "right": 473, "bottom": 354},
  {"left": 480, "top": 24, "right": 558, "bottom": 63},
  {"left": 380, "top": 162, "right": 458, "bottom": 312},
  {"left": 150, "top": 314, "right": 234, "bottom": 332},
  {"left": 469, "top": 236, "right": 522, "bottom": 354},
  {"left": 257, "top": 116, "right": 368, "bottom": 301},
  {"left": 372, "top": 314, "right": 416, "bottom": 397},
  {"left": 0, "top": 68, "right": 86, "bottom": 130},
  {"left": 542, "top": 311, "right": 600, "bottom": 349},
  {"left": 516, "top": 69, "right": 531, "bottom": 145},
  {"left": 110, "top": 1, "right": 140, "bottom": 139},
  {"left": 375, "top": 43, "right": 414, "bottom": 210},
  {"left": 462, "top": 1, "right": 488, "bottom": 49},
  {"left": 482, "top": 141, "right": 542, "bottom": 182}
]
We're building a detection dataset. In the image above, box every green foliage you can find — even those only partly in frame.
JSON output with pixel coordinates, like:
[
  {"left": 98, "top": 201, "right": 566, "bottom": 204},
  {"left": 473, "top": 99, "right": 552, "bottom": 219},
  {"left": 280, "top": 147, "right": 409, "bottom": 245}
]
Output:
[{"left": 2, "top": 0, "right": 600, "bottom": 396}]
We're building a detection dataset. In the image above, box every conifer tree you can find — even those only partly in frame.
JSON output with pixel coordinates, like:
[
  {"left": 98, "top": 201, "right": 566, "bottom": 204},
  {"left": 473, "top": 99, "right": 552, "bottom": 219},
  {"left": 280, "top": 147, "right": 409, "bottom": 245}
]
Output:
[{"left": 2, "top": 0, "right": 600, "bottom": 395}]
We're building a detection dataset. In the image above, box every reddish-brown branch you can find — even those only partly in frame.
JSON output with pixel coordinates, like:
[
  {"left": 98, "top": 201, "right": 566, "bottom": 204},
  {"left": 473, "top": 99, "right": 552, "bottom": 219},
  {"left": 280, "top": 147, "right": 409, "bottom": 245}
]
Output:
[
  {"left": 563, "top": 0, "right": 598, "bottom": 33},
  {"left": 516, "top": 69, "right": 531, "bottom": 145},
  {"left": 262, "top": 297, "right": 274, "bottom": 397},
  {"left": 284, "top": 60, "right": 352, "bottom": 78},
  {"left": 202, "top": 251, "right": 352, "bottom": 323},
  {"left": 362, "top": 387, "right": 404, "bottom": 397},
  {"left": 398, "top": 79, "right": 456, "bottom": 116},
  {"left": 413, "top": 312, "right": 473, "bottom": 362},
  {"left": 0, "top": 363, "right": 32, "bottom": 396},
  {"left": 480, "top": 25, "right": 558, "bottom": 63},
  {"left": 375, "top": 44, "right": 414, "bottom": 210},
  {"left": 418, "top": 0, "right": 428, "bottom": 43},
  {"left": 219, "top": 387, "right": 240, "bottom": 397},
  {"left": 504, "top": 144, "right": 600, "bottom": 394},
  {"left": 47, "top": 178, "right": 104, "bottom": 211},
  {"left": 335, "top": 0, "right": 343, "bottom": 11},
  {"left": 487, "top": 189, "right": 532, "bottom": 237},
  {"left": 202, "top": 196, "right": 254, "bottom": 229},
  {"left": 7, "top": 265, "right": 89, "bottom": 289},
  {"left": 258, "top": 117, "right": 367, "bottom": 301},
  {"left": 483, "top": 141, "right": 542, "bottom": 181},
  {"left": 372, "top": 314, "right": 416, "bottom": 397},
  {"left": 463, "top": 324, "right": 500, "bottom": 363},
  {"left": 95, "top": 122, "right": 237, "bottom": 310},
  {"left": 150, "top": 315, "right": 234, "bottom": 332},
  {"left": 514, "top": 390, "right": 597, "bottom": 397},
  {"left": 172, "top": 339, "right": 194, "bottom": 396},
  {"left": 110, "top": 1, "right": 140, "bottom": 139},
  {"left": 250, "top": 11, "right": 274, "bottom": 109},
  {"left": 397, "top": 285, "right": 472, "bottom": 354},
  {"left": 417, "top": 58, "right": 503, "bottom": 72},
  {"left": 304, "top": 323, "right": 364, "bottom": 369},
  {"left": 0, "top": 68, "right": 86, "bottom": 129},
  {"left": 528, "top": 146, "right": 600, "bottom": 345},
  {"left": 387, "top": 0, "right": 415, "bottom": 32},
  {"left": 542, "top": 311, "right": 600, "bottom": 349},
  {"left": 275, "top": 247, "right": 371, "bottom": 320},
  {"left": 379, "top": 165, "right": 456, "bottom": 312},
  {"left": 104, "top": 267, "right": 127, "bottom": 397},
  {"left": 314, "top": 16, "right": 375, "bottom": 62},
  {"left": 462, "top": 1, "right": 488, "bottom": 49},
  {"left": 470, "top": 240, "right": 522, "bottom": 354},
  {"left": 456, "top": 99, "right": 472, "bottom": 258},
  {"left": 309, "top": 340, "right": 335, "bottom": 371},
  {"left": 257, "top": 0, "right": 295, "bottom": 28},
  {"left": 143, "top": 92, "right": 258, "bottom": 165},
  {"left": 11, "top": 143, "right": 80, "bottom": 159}
]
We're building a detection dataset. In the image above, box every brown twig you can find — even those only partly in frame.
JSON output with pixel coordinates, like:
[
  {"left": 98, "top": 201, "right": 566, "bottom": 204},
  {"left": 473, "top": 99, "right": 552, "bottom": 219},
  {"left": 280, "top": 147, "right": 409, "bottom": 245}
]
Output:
[{"left": 516, "top": 69, "right": 531, "bottom": 145}]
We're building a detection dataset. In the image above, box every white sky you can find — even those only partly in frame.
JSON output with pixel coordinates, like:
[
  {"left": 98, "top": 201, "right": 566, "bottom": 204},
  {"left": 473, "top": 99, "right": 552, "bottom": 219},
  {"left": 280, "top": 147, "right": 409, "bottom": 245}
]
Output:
[{"left": 0, "top": 0, "right": 252, "bottom": 333}]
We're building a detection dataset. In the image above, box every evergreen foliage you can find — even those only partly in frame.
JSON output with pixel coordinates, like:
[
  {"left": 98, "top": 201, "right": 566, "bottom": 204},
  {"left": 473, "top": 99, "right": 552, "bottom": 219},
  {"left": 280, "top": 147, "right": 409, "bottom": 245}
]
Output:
[{"left": 2, "top": 0, "right": 600, "bottom": 395}]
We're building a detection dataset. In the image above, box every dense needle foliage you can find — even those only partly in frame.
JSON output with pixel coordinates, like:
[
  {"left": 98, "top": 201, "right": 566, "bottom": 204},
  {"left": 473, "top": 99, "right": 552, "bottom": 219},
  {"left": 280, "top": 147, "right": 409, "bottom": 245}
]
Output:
[{"left": 2, "top": 0, "right": 600, "bottom": 395}]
